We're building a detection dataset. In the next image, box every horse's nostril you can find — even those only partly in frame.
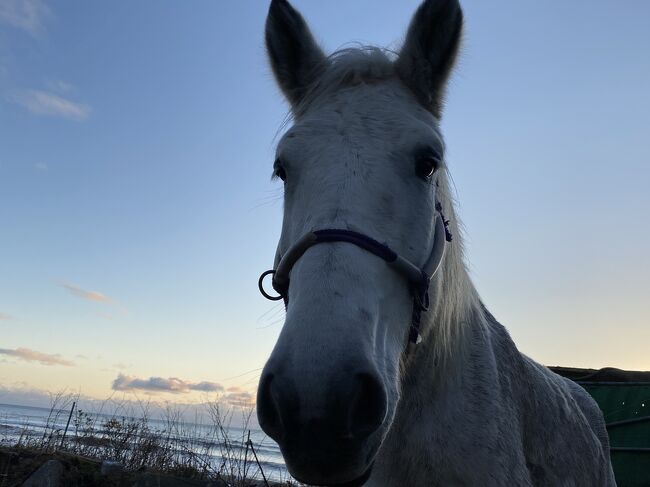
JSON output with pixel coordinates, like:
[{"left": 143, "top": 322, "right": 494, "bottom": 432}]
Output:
[
  {"left": 258, "top": 367, "right": 387, "bottom": 446},
  {"left": 257, "top": 373, "right": 283, "bottom": 441},
  {"left": 347, "top": 372, "right": 387, "bottom": 439}
]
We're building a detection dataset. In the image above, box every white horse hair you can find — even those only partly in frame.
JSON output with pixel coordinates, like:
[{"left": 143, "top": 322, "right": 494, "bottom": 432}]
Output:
[{"left": 257, "top": 0, "right": 616, "bottom": 485}]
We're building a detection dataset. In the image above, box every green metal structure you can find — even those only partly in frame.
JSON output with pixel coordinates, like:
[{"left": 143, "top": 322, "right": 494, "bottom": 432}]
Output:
[{"left": 551, "top": 367, "right": 650, "bottom": 487}]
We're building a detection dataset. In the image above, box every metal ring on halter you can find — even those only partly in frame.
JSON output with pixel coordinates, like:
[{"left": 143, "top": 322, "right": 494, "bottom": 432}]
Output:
[{"left": 258, "top": 270, "right": 284, "bottom": 301}]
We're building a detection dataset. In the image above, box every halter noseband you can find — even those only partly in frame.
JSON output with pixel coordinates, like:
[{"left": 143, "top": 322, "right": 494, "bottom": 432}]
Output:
[{"left": 258, "top": 203, "right": 452, "bottom": 345}]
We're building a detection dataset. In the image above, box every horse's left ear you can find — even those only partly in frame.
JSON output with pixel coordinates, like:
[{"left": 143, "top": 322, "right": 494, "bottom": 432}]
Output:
[{"left": 396, "top": 0, "right": 463, "bottom": 117}]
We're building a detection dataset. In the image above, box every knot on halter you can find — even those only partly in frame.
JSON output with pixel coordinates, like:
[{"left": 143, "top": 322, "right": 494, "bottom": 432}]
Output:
[
  {"left": 436, "top": 201, "right": 453, "bottom": 243},
  {"left": 408, "top": 270, "right": 431, "bottom": 345},
  {"left": 258, "top": 204, "right": 452, "bottom": 346}
]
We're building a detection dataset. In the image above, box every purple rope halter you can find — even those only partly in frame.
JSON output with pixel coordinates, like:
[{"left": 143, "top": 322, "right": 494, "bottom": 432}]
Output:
[{"left": 258, "top": 205, "right": 452, "bottom": 345}]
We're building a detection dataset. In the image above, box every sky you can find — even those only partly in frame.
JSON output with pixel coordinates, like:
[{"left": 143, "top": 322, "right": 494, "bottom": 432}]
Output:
[{"left": 0, "top": 0, "right": 649, "bottom": 408}]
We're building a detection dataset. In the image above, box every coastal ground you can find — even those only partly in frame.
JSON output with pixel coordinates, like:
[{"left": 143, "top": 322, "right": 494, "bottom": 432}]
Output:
[{"left": 0, "top": 445, "right": 294, "bottom": 487}]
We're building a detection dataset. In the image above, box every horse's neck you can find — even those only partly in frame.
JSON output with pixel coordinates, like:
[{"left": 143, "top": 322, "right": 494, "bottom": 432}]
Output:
[
  {"left": 379, "top": 301, "right": 613, "bottom": 486},
  {"left": 404, "top": 279, "right": 494, "bottom": 392},
  {"left": 373, "top": 220, "right": 614, "bottom": 485},
  {"left": 412, "top": 226, "right": 485, "bottom": 377},
  {"left": 371, "top": 190, "right": 536, "bottom": 484},
  {"left": 375, "top": 292, "right": 528, "bottom": 485},
  {"left": 404, "top": 245, "right": 524, "bottom": 392}
]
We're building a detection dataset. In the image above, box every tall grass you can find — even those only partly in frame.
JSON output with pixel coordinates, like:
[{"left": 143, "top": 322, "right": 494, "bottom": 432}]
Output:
[{"left": 2, "top": 392, "right": 297, "bottom": 486}]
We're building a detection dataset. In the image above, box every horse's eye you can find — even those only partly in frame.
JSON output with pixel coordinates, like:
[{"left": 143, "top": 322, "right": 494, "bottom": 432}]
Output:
[
  {"left": 415, "top": 154, "right": 440, "bottom": 180},
  {"left": 273, "top": 159, "right": 287, "bottom": 182}
]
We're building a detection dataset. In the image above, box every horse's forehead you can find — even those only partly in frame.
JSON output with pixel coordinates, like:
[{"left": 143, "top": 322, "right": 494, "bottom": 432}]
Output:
[{"left": 281, "top": 83, "right": 440, "bottom": 149}]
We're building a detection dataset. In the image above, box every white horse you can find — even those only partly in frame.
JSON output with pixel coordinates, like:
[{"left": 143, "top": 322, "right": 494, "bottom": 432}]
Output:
[{"left": 256, "top": 0, "right": 616, "bottom": 485}]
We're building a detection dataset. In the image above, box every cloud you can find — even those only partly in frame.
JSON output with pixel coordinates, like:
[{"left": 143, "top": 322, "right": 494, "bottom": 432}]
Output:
[
  {"left": 44, "top": 79, "right": 73, "bottom": 93},
  {"left": 0, "top": 385, "right": 57, "bottom": 409},
  {"left": 61, "top": 283, "right": 111, "bottom": 303},
  {"left": 222, "top": 391, "right": 254, "bottom": 407},
  {"left": 0, "top": 385, "right": 258, "bottom": 427},
  {"left": 0, "top": 347, "right": 74, "bottom": 366},
  {"left": 112, "top": 374, "right": 224, "bottom": 395},
  {"left": 190, "top": 381, "right": 224, "bottom": 393},
  {"left": 0, "top": 313, "right": 12, "bottom": 320},
  {"left": 9, "top": 89, "right": 90, "bottom": 121},
  {"left": 0, "top": 0, "right": 51, "bottom": 37},
  {"left": 34, "top": 162, "right": 48, "bottom": 171}
]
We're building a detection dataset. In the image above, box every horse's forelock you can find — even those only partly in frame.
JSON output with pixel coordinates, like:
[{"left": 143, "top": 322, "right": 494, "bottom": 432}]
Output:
[{"left": 293, "top": 46, "right": 397, "bottom": 116}]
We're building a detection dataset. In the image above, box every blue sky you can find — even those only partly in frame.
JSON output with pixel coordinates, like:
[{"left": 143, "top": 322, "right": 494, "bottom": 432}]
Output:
[{"left": 0, "top": 0, "right": 649, "bottom": 405}]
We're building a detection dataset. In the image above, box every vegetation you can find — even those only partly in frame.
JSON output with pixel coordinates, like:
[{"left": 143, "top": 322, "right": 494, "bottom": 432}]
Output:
[{"left": 0, "top": 392, "right": 298, "bottom": 486}]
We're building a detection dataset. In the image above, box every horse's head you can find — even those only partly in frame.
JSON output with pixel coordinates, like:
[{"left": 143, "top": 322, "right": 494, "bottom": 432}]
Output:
[{"left": 257, "top": 0, "right": 462, "bottom": 484}]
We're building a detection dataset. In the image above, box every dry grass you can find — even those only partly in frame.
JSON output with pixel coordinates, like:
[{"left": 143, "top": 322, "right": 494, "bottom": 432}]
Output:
[{"left": 2, "top": 392, "right": 299, "bottom": 486}]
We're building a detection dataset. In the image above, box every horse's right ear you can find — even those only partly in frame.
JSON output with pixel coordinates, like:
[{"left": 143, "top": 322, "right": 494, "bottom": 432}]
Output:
[
  {"left": 266, "top": 0, "right": 327, "bottom": 108},
  {"left": 396, "top": 0, "right": 463, "bottom": 117}
]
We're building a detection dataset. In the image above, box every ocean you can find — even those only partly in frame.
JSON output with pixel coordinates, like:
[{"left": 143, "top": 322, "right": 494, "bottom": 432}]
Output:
[{"left": 0, "top": 402, "right": 288, "bottom": 482}]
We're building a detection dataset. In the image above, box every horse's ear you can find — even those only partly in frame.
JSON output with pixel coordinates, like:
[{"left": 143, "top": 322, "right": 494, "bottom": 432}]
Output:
[
  {"left": 266, "top": 0, "right": 327, "bottom": 108},
  {"left": 396, "top": 0, "right": 463, "bottom": 117}
]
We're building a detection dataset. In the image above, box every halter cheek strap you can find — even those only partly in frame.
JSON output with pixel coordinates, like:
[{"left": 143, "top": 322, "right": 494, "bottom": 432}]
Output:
[{"left": 258, "top": 205, "right": 452, "bottom": 345}]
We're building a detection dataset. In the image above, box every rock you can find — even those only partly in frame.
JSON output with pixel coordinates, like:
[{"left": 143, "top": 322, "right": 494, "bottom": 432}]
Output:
[
  {"left": 0, "top": 449, "right": 20, "bottom": 467},
  {"left": 22, "top": 459, "right": 64, "bottom": 487},
  {"left": 100, "top": 459, "right": 124, "bottom": 475}
]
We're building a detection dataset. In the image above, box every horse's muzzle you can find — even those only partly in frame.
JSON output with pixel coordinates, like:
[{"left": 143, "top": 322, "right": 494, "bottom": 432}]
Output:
[{"left": 257, "top": 363, "right": 386, "bottom": 484}]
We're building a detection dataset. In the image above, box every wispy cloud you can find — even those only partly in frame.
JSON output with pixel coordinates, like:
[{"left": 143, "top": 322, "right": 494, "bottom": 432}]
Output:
[
  {"left": 34, "top": 162, "right": 48, "bottom": 171},
  {"left": 44, "top": 79, "right": 73, "bottom": 93},
  {"left": 112, "top": 374, "right": 225, "bottom": 395},
  {"left": 0, "top": 347, "right": 74, "bottom": 366},
  {"left": 0, "top": 313, "right": 12, "bottom": 321},
  {"left": 61, "top": 283, "right": 111, "bottom": 303},
  {"left": 9, "top": 89, "right": 90, "bottom": 121},
  {"left": 0, "top": 0, "right": 51, "bottom": 37}
]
